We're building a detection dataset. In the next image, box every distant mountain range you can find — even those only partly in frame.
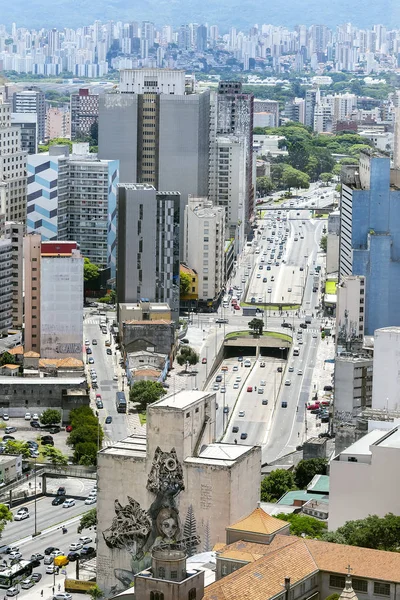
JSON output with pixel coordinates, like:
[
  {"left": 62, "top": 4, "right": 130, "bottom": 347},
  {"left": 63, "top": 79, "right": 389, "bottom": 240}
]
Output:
[{"left": 1, "top": 0, "right": 399, "bottom": 31}]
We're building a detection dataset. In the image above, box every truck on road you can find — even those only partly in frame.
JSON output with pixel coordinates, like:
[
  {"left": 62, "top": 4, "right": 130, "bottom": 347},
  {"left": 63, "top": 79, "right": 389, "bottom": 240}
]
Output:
[
  {"left": 242, "top": 307, "right": 264, "bottom": 317},
  {"left": 305, "top": 313, "right": 312, "bottom": 324},
  {"left": 313, "top": 274, "right": 319, "bottom": 292}
]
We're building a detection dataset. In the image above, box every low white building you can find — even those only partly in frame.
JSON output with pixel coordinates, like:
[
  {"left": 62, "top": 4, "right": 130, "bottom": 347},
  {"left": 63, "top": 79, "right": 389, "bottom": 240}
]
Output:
[
  {"left": 329, "top": 425, "right": 400, "bottom": 530},
  {"left": 184, "top": 197, "right": 225, "bottom": 306},
  {"left": 333, "top": 354, "right": 373, "bottom": 425}
]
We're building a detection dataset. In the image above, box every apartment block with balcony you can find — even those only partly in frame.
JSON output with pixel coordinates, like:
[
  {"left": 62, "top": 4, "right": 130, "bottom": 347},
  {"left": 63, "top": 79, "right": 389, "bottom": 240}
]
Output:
[
  {"left": 0, "top": 238, "right": 13, "bottom": 334},
  {"left": 70, "top": 88, "right": 99, "bottom": 140},
  {"left": 184, "top": 197, "right": 225, "bottom": 308},
  {"left": 4, "top": 222, "right": 23, "bottom": 328}
]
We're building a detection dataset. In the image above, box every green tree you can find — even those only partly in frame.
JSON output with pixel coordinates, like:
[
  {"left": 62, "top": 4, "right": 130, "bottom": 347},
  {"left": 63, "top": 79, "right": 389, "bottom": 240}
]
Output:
[
  {"left": 248, "top": 318, "right": 264, "bottom": 336},
  {"left": 325, "top": 594, "right": 340, "bottom": 600},
  {"left": 67, "top": 424, "right": 103, "bottom": 447},
  {"left": 294, "top": 458, "right": 327, "bottom": 489},
  {"left": 260, "top": 469, "right": 296, "bottom": 502},
  {"left": 320, "top": 235, "right": 327, "bottom": 253},
  {"left": 176, "top": 346, "right": 199, "bottom": 372},
  {"left": 282, "top": 165, "right": 310, "bottom": 191},
  {"left": 0, "top": 352, "right": 16, "bottom": 366},
  {"left": 276, "top": 513, "right": 327, "bottom": 537},
  {"left": 41, "top": 446, "right": 69, "bottom": 466},
  {"left": 4, "top": 441, "right": 30, "bottom": 459},
  {"left": 0, "top": 503, "right": 13, "bottom": 537},
  {"left": 333, "top": 513, "right": 400, "bottom": 551},
  {"left": 73, "top": 441, "right": 98, "bottom": 465},
  {"left": 129, "top": 380, "right": 167, "bottom": 412},
  {"left": 86, "top": 585, "right": 104, "bottom": 599},
  {"left": 78, "top": 508, "right": 97, "bottom": 533},
  {"left": 40, "top": 409, "right": 61, "bottom": 425},
  {"left": 320, "top": 172, "right": 333, "bottom": 184},
  {"left": 39, "top": 138, "right": 73, "bottom": 153},
  {"left": 180, "top": 271, "right": 192, "bottom": 297},
  {"left": 84, "top": 257, "right": 100, "bottom": 283},
  {"left": 256, "top": 176, "right": 273, "bottom": 196}
]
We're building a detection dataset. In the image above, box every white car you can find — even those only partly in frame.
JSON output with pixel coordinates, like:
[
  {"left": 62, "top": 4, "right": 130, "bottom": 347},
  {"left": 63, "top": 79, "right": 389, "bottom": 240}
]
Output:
[
  {"left": 32, "top": 413, "right": 39, "bottom": 421},
  {"left": 285, "top": 380, "right": 291, "bottom": 386},
  {"left": 232, "top": 365, "right": 239, "bottom": 372},
  {"left": 69, "top": 542, "right": 83, "bottom": 551},
  {"left": 85, "top": 340, "right": 90, "bottom": 346},
  {"left": 5, "top": 587, "right": 19, "bottom": 597},
  {"left": 50, "top": 550, "right": 63, "bottom": 558},
  {"left": 46, "top": 565, "right": 56, "bottom": 574},
  {"left": 256, "top": 274, "right": 261, "bottom": 279},
  {"left": 79, "top": 536, "right": 92, "bottom": 545},
  {"left": 14, "top": 511, "right": 29, "bottom": 521},
  {"left": 298, "top": 370, "right": 303, "bottom": 375},
  {"left": 289, "top": 366, "right": 294, "bottom": 372},
  {"left": 233, "top": 383, "right": 239, "bottom": 389},
  {"left": 24, "top": 412, "right": 31, "bottom": 421},
  {"left": 85, "top": 496, "right": 97, "bottom": 505},
  {"left": 63, "top": 499, "right": 75, "bottom": 508},
  {"left": 53, "top": 594, "right": 72, "bottom": 600},
  {"left": 238, "top": 411, "right": 245, "bottom": 417},
  {"left": 8, "top": 551, "right": 22, "bottom": 560},
  {"left": 113, "top": 375, "right": 118, "bottom": 381}
]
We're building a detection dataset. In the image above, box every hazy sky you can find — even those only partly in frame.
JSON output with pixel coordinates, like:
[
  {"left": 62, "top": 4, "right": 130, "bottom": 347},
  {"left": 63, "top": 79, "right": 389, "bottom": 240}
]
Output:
[{"left": 2, "top": 0, "right": 399, "bottom": 30}]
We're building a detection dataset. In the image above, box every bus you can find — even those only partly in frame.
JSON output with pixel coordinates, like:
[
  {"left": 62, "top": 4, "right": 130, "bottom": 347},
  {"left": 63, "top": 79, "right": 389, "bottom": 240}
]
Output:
[
  {"left": 116, "top": 391, "right": 127, "bottom": 413},
  {"left": 0, "top": 561, "right": 33, "bottom": 588}
]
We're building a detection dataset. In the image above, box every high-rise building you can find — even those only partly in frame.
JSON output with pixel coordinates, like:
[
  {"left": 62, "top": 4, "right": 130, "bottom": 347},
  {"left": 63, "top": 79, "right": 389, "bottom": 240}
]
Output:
[
  {"left": 24, "top": 237, "right": 83, "bottom": 357},
  {"left": 215, "top": 82, "right": 254, "bottom": 228},
  {"left": 12, "top": 88, "right": 45, "bottom": 143},
  {"left": 0, "top": 98, "right": 27, "bottom": 224},
  {"left": 0, "top": 238, "right": 13, "bottom": 335},
  {"left": 4, "top": 222, "right": 23, "bottom": 328},
  {"left": 27, "top": 145, "right": 119, "bottom": 272},
  {"left": 99, "top": 69, "right": 209, "bottom": 249},
  {"left": 46, "top": 107, "right": 70, "bottom": 140},
  {"left": 11, "top": 113, "right": 38, "bottom": 154},
  {"left": 196, "top": 24, "right": 207, "bottom": 52},
  {"left": 339, "top": 152, "right": 400, "bottom": 334},
  {"left": 184, "top": 197, "right": 225, "bottom": 307},
  {"left": 305, "top": 87, "right": 318, "bottom": 128},
  {"left": 117, "top": 184, "right": 180, "bottom": 321},
  {"left": 70, "top": 88, "right": 99, "bottom": 140}
]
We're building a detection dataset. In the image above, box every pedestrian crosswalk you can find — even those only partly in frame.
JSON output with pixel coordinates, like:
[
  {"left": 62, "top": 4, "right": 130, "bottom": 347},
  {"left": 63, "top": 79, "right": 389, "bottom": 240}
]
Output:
[{"left": 84, "top": 318, "right": 100, "bottom": 325}]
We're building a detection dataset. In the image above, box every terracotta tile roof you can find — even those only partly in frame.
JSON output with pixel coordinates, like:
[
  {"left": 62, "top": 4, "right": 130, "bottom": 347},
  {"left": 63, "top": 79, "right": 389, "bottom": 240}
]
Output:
[
  {"left": 180, "top": 264, "right": 197, "bottom": 276},
  {"left": 216, "top": 541, "right": 276, "bottom": 563},
  {"left": 304, "top": 538, "right": 400, "bottom": 583},
  {"left": 24, "top": 351, "right": 40, "bottom": 358},
  {"left": 3, "top": 364, "right": 19, "bottom": 369},
  {"left": 39, "top": 357, "right": 83, "bottom": 368},
  {"left": 227, "top": 508, "right": 289, "bottom": 535},
  {"left": 8, "top": 346, "right": 24, "bottom": 355},
  {"left": 204, "top": 537, "right": 317, "bottom": 600},
  {"left": 134, "top": 368, "right": 161, "bottom": 377}
]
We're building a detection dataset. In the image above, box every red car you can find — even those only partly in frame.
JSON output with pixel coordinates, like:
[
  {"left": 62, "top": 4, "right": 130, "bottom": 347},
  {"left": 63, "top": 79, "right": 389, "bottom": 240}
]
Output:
[
  {"left": 247, "top": 386, "right": 253, "bottom": 392},
  {"left": 234, "top": 305, "right": 240, "bottom": 310},
  {"left": 96, "top": 394, "right": 102, "bottom": 400},
  {"left": 202, "top": 358, "right": 207, "bottom": 364},
  {"left": 307, "top": 403, "right": 319, "bottom": 411},
  {"left": 66, "top": 425, "right": 72, "bottom": 432}
]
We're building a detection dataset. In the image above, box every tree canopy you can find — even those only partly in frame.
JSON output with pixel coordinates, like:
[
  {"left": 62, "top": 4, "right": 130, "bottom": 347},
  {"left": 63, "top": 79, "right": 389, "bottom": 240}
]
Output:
[
  {"left": 256, "top": 176, "right": 273, "bottom": 196},
  {"left": 40, "top": 409, "right": 61, "bottom": 425},
  {"left": 322, "top": 513, "right": 400, "bottom": 551},
  {"left": 320, "top": 235, "right": 327, "bottom": 253},
  {"left": 4, "top": 441, "right": 30, "bottom": 459},
  {"left": 276, "top": 512, "right": 327, "bottom": 538},
  {"left": 78, "top": 508, "right": 97, "bottom": 533},
  {"left": 42, "top": 446, "right": 69, "bottom": 466},
  {"left": 0, "top": 504, "right": 13, "bottom": 537},
  {"left": 68, "top": 406, "right": 102, "bottom": 466},
  {"left": 176, "top": 346, "right": 199, "bottom": 371},
  {"left": 180, "top": 271, "right": 192, "bottom": 297},
  {"left": 0, "top": 352, "right": 16, "bottom": 367},
  {"left": 249, "top": 318, "right": 264, "bottom": 336},
  {"left": 294, "top": 458, "right": 327, "bottom": 489},
  {"left": 129, "top": 380, "right": 167, "bottom": 412},
  {"left": 260, "top": 469, "right": 296, "bottom": 502},
  {"left": 84, "top": 257, "right": 100, "bottom": 283}
]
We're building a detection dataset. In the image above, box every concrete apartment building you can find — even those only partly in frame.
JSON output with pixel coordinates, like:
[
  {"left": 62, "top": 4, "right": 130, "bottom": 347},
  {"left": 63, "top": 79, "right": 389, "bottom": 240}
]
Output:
[
  {"left": 336, "top": 276, "right": 366, "bottom": 351},
  {"left": 329, "top": 425, "right": 400, "bottom": 529},
  {"left": 24, "top": 237, "right": 84, "bottom": 357},
  {"left": 27, "top": 145, "right": 119, "bottom": 272},
  {"left": 371, "top": 327, "right": 400, "bottom": 412},
  {"left": 70, "top": 88, "right": 99, "bottom": 139},
  {"left": 46, "top": 107, "right": 70, "bottom": 140},
  {"left": 117, "top": 184, "right": 180, "bottom": 321},
  {"left": 96, "top": 390, "right": 260, "bottom": 595},
  {"left": 184, "top": 197, "right": 225, "bottom": 308},
  {"left": 11, "top": 113, "right": 38, "bottom": 154},
  {"left": 0, "top": 238, "right": 13, "bottom": 335},
  {"left": 254, "top": 99, "right": 279, "bottom": 126},
  {"left": 98, "top": 69, "right": 209, "bottom": 249},
  {"left": 208, "top": 135, "right": 246, "bottom": 254},
  {"left": 12, "top": 88, "right": 45, "bottom": 143},
  {"left": 4, "top": 222, "right": 23, "bottom": 328},
  {"left": 0, "top": 98, "right": 27, "bottom": 223},
  {"left": 339, "top": 151, "right": 400, "bottom": 334},
  {"left": 333, "top": 354, "right": 373, "bottom": 425}
]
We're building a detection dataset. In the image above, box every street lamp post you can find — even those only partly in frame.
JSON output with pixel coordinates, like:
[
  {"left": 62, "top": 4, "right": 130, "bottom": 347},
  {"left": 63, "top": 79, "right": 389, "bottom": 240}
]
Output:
[{"left": 34, "top": 457, "right": 38, "bottom": 537}]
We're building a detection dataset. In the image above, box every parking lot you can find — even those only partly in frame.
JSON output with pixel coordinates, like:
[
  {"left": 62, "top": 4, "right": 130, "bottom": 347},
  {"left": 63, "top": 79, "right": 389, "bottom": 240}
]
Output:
[{"left": 0, "top": 417, "right": 72, "bottom": 458}]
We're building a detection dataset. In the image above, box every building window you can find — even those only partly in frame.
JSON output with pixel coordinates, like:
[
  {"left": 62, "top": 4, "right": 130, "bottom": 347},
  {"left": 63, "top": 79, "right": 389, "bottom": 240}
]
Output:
[
  {"left": 188, "top": 589, "right": 196, "bottom": 600},
  {"left": 353, "top": 579, "right": 368, "bottom": 593},
  {"left": 330, "top": 575, "right": 345, "bottom": 589},
  {"left": 170, "top": 570, "right": 177, "bottom": 580},
  {"left": 374, "top": 583, "right": 390, "bottom": 596},
  {"left": 150, "top": 593, "right": 164, "bottom": 600}
]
